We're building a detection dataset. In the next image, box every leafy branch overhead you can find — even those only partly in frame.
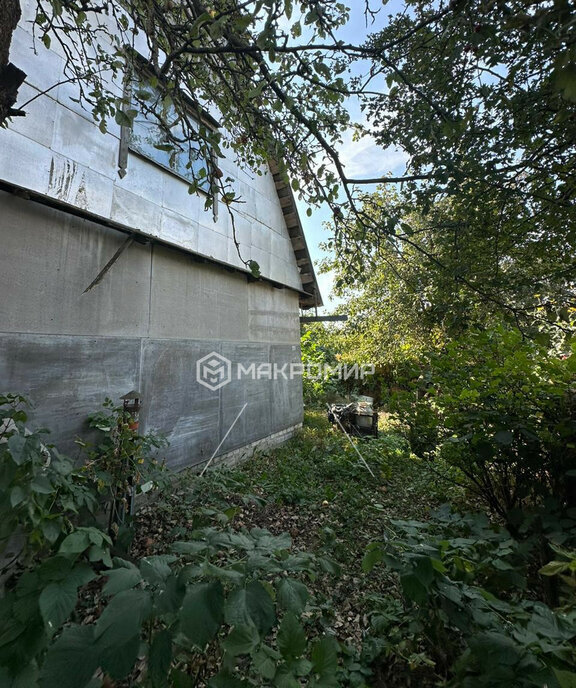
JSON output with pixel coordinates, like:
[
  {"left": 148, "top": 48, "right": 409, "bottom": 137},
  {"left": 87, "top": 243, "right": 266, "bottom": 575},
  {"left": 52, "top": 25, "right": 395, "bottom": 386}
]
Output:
[{"left": 3, "top": 0, "right": 576, "bottom": 320}]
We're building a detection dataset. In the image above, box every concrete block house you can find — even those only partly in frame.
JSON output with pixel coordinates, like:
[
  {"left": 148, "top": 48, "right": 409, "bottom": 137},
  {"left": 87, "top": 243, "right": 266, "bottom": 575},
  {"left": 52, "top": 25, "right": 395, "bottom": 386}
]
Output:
[{"left": 0, "top": 0, "right": 321, "bottom": 469}]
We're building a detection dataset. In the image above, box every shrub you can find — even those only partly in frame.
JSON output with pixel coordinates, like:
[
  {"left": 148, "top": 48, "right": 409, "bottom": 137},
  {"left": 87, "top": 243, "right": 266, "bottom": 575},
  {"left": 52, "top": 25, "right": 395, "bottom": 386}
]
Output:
[
  {"left": 78, "top": 397, "right": 168, "bottom": 535},
  {"left": 407, "top": 327, "right": 576, "bottom": 522},
  {"left": 0, "top": 394, "right": 97, "bottom": 568},
  {"left": 0, "top": 400, "right": 344, "bottom": 687},
  {"left": 363, "top": 507, "right": 576, "bottom": 686}
]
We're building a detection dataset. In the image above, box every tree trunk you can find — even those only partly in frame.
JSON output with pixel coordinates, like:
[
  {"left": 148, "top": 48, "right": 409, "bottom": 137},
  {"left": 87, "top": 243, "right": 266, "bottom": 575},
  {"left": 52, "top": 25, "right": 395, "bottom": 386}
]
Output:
[{"left": 0, "top": 0, "right": 26, "bottom": 126}]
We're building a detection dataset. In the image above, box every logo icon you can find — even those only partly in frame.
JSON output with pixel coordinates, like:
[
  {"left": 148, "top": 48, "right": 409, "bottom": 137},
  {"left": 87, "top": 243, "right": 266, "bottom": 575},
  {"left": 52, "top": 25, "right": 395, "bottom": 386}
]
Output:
[{"left": 196, "top": 352, "right": 232, "bottom": 391}]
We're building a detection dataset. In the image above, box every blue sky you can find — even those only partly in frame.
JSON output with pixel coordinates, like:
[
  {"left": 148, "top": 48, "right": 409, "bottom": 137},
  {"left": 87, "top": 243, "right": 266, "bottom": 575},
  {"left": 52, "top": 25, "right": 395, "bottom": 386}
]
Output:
[{"left": 294, "top": 0, "right": 407, "bottom": 313}]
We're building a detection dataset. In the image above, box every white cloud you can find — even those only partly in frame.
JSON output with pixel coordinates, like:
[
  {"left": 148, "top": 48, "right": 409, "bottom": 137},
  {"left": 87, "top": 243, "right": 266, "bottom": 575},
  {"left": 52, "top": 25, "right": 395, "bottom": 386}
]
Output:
[{"left": 338, "top": 130, "right": 409, "bottom": 181}]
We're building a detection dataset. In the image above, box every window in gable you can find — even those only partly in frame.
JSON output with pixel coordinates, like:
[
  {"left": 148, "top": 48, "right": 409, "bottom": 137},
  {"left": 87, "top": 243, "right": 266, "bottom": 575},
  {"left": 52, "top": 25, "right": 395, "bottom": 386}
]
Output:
[{"left": 127, "top": 74, "right": 214, "bottom": 194}]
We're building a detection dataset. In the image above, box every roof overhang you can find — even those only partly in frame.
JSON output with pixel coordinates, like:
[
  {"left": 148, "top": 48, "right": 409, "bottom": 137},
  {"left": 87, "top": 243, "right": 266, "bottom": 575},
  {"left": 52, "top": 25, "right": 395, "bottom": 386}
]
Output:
[{"left": 269, "top": 161, "right": 323, "bottom": 310}]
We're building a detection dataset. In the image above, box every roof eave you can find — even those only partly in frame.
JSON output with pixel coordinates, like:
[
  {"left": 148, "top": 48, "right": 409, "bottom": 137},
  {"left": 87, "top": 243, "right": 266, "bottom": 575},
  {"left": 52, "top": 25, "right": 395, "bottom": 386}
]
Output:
[{"left": 268, "top": 160, "right": 323, "bottom": 310}]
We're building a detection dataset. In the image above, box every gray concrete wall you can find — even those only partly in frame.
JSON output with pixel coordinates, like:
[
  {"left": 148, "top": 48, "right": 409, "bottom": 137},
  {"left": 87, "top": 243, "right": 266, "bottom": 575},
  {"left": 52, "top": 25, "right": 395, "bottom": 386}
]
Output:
[{"left": 0, "top": 191, "right": 303, "bottom": 469}]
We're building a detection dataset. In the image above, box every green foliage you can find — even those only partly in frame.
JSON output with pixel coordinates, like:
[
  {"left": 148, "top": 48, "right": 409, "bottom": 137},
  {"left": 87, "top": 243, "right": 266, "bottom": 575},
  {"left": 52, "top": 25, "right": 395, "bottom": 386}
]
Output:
[
  {"left": 57, "top": 523, "right": 338, "bottom": 687},
  {"left": 423, "top": 327, "right": 576, "bottom": 520},
  {"left": 23, "top": 0, "right": 575, "bottom": 323},
  {"left": 0, "top": 541, "right": 113, "bottom": 685},
  {"left": 0, "top": 394, "right": 97, "bottom": 563},
  {"left": 328, "top": 2, "right": 576, "bottom": 325},
  {"left": 30, "top": 0, "right": 352, "bottom": 216},
  {"left": 387, "top": 389, "right": 441, "bottom": 457},
  {"left": 78, "top": 398, "right": 168, "bottom": 533},
  {"left": 300, "top": 325, "right": 344, "bottom": 405},
  {"left": 364, "top": 508, "right": 576, "bottom": 686},
  {"left": 540, "top": 544, "right": 576, "bottom": 611},
  {"left": 0, "top": 487, "right": 340, "bottom": 687},
  {"left": 0, "top": 405, "right": 348, "bottom": 687},
  {"left": 326, "top": 223, "right": 576, "bottom": 521},
  {"left": 3, "top": 401, "right": 575, "bottom": 687}
]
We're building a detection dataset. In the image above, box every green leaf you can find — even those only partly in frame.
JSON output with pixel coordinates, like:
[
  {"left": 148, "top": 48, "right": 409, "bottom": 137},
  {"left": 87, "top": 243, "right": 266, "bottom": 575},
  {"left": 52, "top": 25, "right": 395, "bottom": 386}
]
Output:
[
  {"left": 171, "top": 541, "right": 208, "bottom": 555},
  {"left": 10, "top": 486, "right": 25, "bottom": 507},
  {"left": 253, "top": 647, "right": 277, "bottom": 679},
  {"left": 31, "top": 474, "right": 53, "bottom": 494},
  {"left": 88, "top": 544, "right": 112, "bottom": 568},
  {"left": 39, "top": 580, "right": 79, "bottom": 634},
  {"left": 208, "top": 672, "right": 250, "bottom": 688},
  {"left": 400, "top": 573, "right": 428, "bottom": 604},
  {"left": 59, "top": 530, "right": 91, "bottom": 555},
  {"left": 39, "top": 564, "right": 95, "bottom": 635},
  {"left": 115, "top": 109, "right": 136, "bottom": 127},
  {"left": 149, "top": 629, "right": 173, "bottom": 687},
  {"left": 277, "top": 613, "right": 306, "bottom": 659},
  {"left": 317, "top": 557, "right": 341, "bottom": 575},
  {"left": 249, "top": 260, "right": 261, "bottom": 279},
  {"left": 293, "top": 657, "right": 313, "bottom": 676},
  {"left": 362, "top": 545, "right": 383, "bottom": 573},
  {"left": 412, "top": 555, "right": 435, "bottom": 587},
  {"left": 222, "top": 624, "right": 259, "bottom": 656},
  {"left": 39, "top": 625, "right": 99, "bottom": 688},
  {"left": 134, "top": 88, "right": 153, "bottom": 101},
  {"left": 41, "top": 519, "right": 62, "bottom": 544},
  {"left": 140, "top": 555, "right": 177, "bottom": 584},
  {"left": 469, "top": 632, "right": 520, "bottom": 667},
  {"left": 554, "top": 669, "right": 576, "bottom": 688},
  {"left": 310, "top": 636, "right": 339, "bottom": 678},
  {"left": 154, "top": 573, "right": 185, "bottom": 615},
  {"left": 7, "top": 435, "right": 27, "bottom": 465},
  {"left": 103, "top": 566, "right": 142, "bottom": 595},
  {"left": 539, "top": 561, "right": 569, "bottom": 576},
  {"left": 9, "top": 663, "right": 38, "bottom": 688},
  {"left": 180, "top": 581, "right": 224, "bottom": 649},
  {"left": 202, "top": 562, "right": 245, "bottom": 585},
  {"left": 224, "top": 581, "right": 275, "bottom": 634},
  {"left": 554, "top": 65, "right": 576, "bottom": 102},
  {"left": 273, "top": 668, "right": 300, "bottom": 688},
  {"left": 100, "top": 634, "right": 140, "bottom": 680},
  {"left": 277, "top": 578, "right": 309, "bottom": 614},
  {"left": 95, "top": 589, "right": 151, "bottom": 649}
]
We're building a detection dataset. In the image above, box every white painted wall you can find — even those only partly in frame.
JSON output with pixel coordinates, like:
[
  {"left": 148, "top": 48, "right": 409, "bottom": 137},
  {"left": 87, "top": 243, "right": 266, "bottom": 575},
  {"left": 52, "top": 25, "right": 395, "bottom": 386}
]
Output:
[{"left": 2, "top": 0, "right": 303, "bottom": 292}]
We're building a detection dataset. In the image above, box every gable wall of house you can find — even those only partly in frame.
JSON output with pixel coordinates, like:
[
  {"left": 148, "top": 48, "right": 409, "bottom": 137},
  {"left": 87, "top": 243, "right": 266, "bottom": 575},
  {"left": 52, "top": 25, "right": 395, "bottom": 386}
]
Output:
[{"left": 0, "top": 2, "right": 311, "bottom": 469}]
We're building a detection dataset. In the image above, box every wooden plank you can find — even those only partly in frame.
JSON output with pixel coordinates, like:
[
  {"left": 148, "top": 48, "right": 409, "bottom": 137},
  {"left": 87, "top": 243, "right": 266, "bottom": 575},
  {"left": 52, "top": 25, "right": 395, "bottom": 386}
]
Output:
[{"left": 300, "top": 315, "right": 348, "bottom": 322}]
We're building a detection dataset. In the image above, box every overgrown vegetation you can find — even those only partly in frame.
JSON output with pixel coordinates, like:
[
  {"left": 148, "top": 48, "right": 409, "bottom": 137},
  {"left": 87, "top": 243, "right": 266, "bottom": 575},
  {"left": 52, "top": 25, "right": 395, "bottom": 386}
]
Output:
[{"left": 2, "top": 398, "right": 574, "bottom": 686}]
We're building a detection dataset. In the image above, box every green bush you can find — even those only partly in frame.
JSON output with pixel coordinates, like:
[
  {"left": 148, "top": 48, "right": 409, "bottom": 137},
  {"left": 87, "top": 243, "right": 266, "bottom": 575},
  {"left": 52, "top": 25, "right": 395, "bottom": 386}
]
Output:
[
  {"left": 0, "top": 394, "right": 97, "bottom": 566},
  {"left": 392, "top": 327, "right": 576, "bottom": 522},
  {"left": 363, "top": 507, "right": 576, "bottom": 686},
  {"left": 78, "top": 397, "right": 168, "bottom": 535},
  {"left": 387, "top": 388, "right": 441, "bottom": 457}
]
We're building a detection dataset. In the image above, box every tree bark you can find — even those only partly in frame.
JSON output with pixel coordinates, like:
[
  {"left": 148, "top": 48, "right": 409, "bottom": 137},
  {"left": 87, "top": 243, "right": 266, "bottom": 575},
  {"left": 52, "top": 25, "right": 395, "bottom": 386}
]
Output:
[{"left": 0, "top": 0, "right": 26, "bottom": 126}]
